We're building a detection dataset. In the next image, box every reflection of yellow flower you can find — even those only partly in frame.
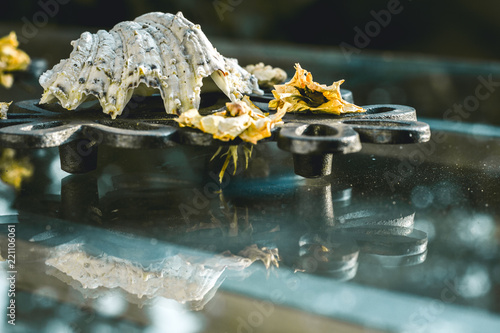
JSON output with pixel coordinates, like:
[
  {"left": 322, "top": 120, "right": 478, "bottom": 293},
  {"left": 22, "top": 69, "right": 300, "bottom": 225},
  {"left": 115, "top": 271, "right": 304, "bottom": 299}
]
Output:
[
  {"left": 0, "top": 32, "right": 31, "bottom": 88},
  {"left": 269, "top": 63, "right": 365, "bottom": 115},
  {"left": 0, "top": 149, "right": 33, "bottom": 190},
  {"left": 239, "top": 244, "right": 280, "bottom": 269}
]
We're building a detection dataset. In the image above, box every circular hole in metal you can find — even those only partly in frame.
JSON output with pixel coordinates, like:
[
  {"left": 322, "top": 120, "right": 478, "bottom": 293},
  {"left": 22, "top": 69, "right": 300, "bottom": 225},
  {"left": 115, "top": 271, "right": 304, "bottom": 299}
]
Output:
[
  {"left": 300, "top": 124, "right": 339, "bottom": 137},
  {"left": 367, "top": 106, "right": 396, "bottom": 114}
]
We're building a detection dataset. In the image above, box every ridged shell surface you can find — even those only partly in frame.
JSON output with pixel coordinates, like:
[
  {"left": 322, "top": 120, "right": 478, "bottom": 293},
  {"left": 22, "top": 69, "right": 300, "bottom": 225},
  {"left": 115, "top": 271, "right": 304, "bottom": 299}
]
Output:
[{"left": 39, "top": 12, "right": 262, "bottom": 118}]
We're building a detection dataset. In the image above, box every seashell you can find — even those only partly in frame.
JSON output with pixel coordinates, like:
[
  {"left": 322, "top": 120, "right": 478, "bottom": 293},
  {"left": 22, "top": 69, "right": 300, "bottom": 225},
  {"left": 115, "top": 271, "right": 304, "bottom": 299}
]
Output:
[
  {"left": 245, "top": 62, "right": 287, "bottom": 89},
  {"left": 39, "top": 12, "right": 263, "bottom": 119}
]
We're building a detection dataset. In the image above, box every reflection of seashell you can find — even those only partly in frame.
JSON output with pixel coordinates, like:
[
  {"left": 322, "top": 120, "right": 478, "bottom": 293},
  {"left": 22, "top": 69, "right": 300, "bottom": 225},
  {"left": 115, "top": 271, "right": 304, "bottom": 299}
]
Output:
[
  {"left": 45, "top": 243, "right": 253, "bottom": 310},
  {"left": 39, "top": 12, "right": 262, "bottom": 119}
]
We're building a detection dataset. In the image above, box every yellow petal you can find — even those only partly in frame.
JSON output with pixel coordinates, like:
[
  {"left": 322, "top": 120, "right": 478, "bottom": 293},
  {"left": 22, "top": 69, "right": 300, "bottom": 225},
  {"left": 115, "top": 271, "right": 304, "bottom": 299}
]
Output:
[
  {"left": 269, "top": 63, "right": 365, "bottom": 115},
  {"left": 0, "top": 32, "right": 30, "bottom": 88}
]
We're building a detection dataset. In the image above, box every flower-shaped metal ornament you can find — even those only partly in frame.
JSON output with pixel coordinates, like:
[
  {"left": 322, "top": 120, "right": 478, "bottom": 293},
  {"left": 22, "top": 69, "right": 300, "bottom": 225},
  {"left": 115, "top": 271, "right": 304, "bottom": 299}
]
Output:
[{"left": 0, "top": 90, "right": 430, "bottom": 176}]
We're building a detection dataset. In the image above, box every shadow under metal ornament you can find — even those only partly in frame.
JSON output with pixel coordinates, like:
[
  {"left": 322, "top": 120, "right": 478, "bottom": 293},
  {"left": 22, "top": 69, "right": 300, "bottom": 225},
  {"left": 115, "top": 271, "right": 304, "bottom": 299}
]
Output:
[{"left": 0, "top": 90, "right": 430, "bottom": 177}]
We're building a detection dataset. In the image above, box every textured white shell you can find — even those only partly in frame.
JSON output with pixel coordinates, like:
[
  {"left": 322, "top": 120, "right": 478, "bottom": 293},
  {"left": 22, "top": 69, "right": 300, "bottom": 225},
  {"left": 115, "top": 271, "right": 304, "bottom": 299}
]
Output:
[{"left": 39, "top": 12, "right": 262, "bottom": 118}]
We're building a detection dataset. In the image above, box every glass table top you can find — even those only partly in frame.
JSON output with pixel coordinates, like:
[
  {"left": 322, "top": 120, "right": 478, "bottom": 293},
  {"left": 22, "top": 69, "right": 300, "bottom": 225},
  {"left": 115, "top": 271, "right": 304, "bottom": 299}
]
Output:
[{"left": 0, "top": 36, "right": 499, "bottom": 333}]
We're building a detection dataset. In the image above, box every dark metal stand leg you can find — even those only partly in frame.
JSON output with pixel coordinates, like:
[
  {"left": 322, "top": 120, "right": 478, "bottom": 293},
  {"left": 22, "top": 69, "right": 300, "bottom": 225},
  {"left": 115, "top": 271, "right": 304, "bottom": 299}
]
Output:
[
  {"left": 61, "top": 174, "right": 100, "bottom": 224},
  {"left": 294, "top": 179, "right": 335, "bottom": 227},
  {"left": 59, "top": 140, "right": 98, "bottom": 174},
  {"left": 292, "top": 153, "right": 333, "bottom": 178}
]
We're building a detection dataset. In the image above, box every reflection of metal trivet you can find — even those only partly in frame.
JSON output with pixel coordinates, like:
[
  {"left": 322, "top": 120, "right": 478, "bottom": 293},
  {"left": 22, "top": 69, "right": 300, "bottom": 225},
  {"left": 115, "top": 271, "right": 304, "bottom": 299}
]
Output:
[
  {"left": 0, "top": 91, "right": 430, "bottom": 177},
  {"left": 5, "top": 172, "right": 428, "bottom": 282}
]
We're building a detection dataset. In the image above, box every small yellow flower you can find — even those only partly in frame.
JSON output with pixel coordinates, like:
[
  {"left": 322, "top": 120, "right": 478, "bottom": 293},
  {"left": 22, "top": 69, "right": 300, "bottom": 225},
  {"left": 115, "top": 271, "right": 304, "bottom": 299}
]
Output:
[{"left": 0, "top": 32, "right": 31, "bottom": 88}]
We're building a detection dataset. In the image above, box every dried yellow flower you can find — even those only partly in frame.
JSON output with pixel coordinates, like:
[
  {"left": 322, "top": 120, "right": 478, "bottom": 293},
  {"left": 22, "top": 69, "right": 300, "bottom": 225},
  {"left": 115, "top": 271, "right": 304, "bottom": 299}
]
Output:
[
  {"left": 177, "top": 96, "right": 285, "bottom": 182},
  {"left": 269, "top": 63, "right": 365, "bottom": 115},
  {"left": 176, "top": 96, "right": 285, "bottom": 145},
  {"left": 0, "top": 148, "right": 34, "bottom": 190},
  {"left": 239, "top": 244, "right": 280, "bottom": 269},
  {"left": 0, "top": 32, "right": 31, "bottom": 88}
]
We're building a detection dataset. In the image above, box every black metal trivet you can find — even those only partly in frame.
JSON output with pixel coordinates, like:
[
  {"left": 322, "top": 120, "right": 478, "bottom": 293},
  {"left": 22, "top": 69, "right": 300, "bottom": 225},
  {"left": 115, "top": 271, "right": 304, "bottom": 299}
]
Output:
[{"left": 0, "top": 91, "right": 430, "bottom": 177}]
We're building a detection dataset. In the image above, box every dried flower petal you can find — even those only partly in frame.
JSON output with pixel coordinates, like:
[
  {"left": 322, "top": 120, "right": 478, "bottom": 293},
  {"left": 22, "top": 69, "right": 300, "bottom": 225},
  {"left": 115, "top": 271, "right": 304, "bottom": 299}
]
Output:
[
  {"left": 176, "top": 96, "right": 285, "bottom": 145},
  {"left": 269, "top": 63, "right": 365, "bottom": 115},
  {"left": 0, "top": 32, "right": 31, "bottom": 88}
]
